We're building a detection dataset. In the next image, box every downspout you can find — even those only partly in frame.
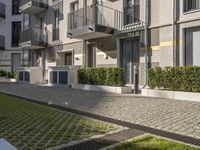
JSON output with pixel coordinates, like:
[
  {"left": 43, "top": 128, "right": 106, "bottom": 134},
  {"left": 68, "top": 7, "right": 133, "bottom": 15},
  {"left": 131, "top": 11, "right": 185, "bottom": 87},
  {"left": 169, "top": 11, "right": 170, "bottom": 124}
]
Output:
[
  {"left": 172, "top": 0, "right": 177, "bottom": 67},
  {"left": 143, "top": 0, "right": 149, "bottom": 88}
]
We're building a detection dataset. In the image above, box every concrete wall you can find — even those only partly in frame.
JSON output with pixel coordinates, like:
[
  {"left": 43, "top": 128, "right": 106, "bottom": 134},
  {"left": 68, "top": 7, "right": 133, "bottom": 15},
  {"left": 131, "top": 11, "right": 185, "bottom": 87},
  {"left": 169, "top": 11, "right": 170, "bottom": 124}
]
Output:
[{"left": 148, "top": 0, "right": 200, "bottom": 68}]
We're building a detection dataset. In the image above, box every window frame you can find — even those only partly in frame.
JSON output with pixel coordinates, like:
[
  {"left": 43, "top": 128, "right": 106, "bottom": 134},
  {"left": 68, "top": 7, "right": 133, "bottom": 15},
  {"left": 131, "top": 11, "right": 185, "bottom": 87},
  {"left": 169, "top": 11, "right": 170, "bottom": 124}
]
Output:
[
  {"left": 12, "top": 0, "right": 21, "bottom": 15},
  {"left": 12, "top": 21, "right": 21, "bottom": 47},
  {"left": 184, "top": 0, "right": 200, "bottom": 12}
]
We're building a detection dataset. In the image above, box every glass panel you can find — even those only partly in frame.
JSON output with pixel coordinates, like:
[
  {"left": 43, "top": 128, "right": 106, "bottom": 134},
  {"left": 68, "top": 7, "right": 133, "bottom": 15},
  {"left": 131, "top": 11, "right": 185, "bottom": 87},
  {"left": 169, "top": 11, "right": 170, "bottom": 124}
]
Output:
[
  {"left": 50, "top": 71, "right": 57, "bottom": 84},
  {"left": 65, "top": 52, "right": 72, "bottom": 66},
  {"left": 59, "top": 71, "right": 68, "bottom": 85}
]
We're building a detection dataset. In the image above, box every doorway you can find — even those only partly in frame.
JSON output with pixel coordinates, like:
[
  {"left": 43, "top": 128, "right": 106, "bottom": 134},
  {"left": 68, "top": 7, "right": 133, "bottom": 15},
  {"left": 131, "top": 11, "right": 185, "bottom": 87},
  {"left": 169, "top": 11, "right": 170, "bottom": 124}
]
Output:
[
  {"left": 12, "top": 53, "right": 21, "bottom": 72},
  {"left": 87, "top": 43, "right": 96, "bottom": 67},
  {"left": 120, "top": 38, "right": 140, "bottom": 85}
]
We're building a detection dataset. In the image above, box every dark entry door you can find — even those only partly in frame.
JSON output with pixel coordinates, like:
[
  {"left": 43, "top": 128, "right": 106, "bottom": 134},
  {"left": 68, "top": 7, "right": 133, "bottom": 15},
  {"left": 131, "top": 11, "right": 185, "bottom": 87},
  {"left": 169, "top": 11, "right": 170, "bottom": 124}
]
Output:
[
  {"left": 87, "top": 44, "right": 96, "bottom": 67},
  {"left": 12, "top": 53, "right": 21, "bottom": 72},
  {"left": 121, "top": 38, "right": 139, "bottom": 85}
]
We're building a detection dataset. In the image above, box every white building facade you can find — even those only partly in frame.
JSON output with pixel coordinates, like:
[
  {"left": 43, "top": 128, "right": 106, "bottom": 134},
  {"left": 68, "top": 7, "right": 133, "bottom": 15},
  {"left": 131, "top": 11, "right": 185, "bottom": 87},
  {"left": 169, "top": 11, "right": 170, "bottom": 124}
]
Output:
[{"left": 0, "top": 0, "right": 28, "bottom": 72}]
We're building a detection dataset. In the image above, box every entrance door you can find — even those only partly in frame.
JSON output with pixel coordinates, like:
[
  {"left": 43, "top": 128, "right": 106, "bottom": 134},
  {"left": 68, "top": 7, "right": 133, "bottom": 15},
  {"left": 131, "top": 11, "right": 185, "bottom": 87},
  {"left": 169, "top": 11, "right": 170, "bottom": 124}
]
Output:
[
  {"left": 87, "top": 44, "right": 96, "bottom": 67},
  {"left": 12, "top": 53, "right": 21, "bottom": 72},
  {"left": 31, "top": 52, "right": 37, "bottom": 66},
  {"left": 121, "top": 38, "right": 139, "bottom": 85}
]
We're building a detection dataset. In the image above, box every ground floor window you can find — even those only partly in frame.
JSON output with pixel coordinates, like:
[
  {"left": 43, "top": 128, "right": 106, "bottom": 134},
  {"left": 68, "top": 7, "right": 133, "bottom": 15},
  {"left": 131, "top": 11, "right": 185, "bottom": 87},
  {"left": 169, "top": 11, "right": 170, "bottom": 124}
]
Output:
[{"left": 185, "top": 27, "right": 200, "bottom": 66}]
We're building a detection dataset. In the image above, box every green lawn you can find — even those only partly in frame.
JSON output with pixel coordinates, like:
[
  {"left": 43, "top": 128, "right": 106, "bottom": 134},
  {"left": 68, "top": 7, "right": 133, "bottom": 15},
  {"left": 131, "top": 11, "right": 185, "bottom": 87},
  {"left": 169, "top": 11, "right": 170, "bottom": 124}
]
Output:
[
  {"left": 109, "top": 134, "right": 200, "bottom": 150},
  {"left": 0, "top": 94, "right": 119, "bottom": 150}
]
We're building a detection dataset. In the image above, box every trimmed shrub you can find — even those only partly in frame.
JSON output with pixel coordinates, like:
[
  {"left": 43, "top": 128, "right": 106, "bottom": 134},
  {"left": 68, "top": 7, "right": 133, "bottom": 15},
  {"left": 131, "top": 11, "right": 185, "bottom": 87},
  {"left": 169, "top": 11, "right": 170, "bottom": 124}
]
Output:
[
  {"left": 0, "top": 70, "right": 17, "bottom": 79},
  {"left": 148, "top": 66, "right": 200, "bottom": 92},
  {"left": 78, "top": 68, "right": 125, "bottom": 86},
  {"left": 0, "top": 70, "right": 7, "bottom": 77}
]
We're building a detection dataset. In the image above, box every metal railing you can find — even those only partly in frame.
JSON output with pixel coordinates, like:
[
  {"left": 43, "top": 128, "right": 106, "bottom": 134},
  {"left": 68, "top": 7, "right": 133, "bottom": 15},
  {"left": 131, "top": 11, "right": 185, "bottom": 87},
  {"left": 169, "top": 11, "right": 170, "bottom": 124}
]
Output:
[
  {"left": 0, "top": 35, "right": 5, "bottom": 50},
  {"left": 0, "top": 2, "right": 5, "bottom": 19},
  {"left": 68, "top": 4, "right": 123, "bottom": 31},
  {"left": 20, "top": 0, "right": 48, "bottom": 7},
  {"left": 184, "top": 0, "right": 200, "bottom": 12},
  {"left": 53, "top": 28, "right": 59, "bottom": 41},
  {"left": 20, "top": 27, "right": 47, "bottom": 45},
  {"left": 68, "top": 4, "right": 144, "bottom": 34}
]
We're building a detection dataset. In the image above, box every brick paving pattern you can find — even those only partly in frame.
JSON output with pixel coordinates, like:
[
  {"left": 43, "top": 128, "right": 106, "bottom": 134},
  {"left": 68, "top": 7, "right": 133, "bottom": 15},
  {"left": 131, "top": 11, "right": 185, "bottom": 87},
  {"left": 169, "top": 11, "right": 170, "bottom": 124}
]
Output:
[{"left": 0, "top": 83, "right": 199, "bottom": 139}]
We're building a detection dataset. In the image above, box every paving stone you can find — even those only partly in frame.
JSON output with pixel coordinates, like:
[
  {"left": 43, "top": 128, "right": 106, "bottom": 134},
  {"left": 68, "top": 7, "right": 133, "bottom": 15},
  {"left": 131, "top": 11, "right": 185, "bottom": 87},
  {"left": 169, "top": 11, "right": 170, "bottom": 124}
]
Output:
[{"left": 0, "top": 83, "right": 199, "bottom": 139}]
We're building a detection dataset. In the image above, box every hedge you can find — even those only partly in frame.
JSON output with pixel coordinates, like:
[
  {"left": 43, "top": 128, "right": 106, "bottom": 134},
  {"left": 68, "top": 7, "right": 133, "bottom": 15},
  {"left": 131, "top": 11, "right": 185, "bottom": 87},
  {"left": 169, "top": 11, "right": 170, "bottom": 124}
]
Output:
[
  {"left": 0, "top": 70, "right": 17, "bottom": 79},
  {"left": 78, "top": 68, "right": 125, "bottom": 86},
  {"left": 148, "top": 66, "right": 200, "bottom": 92}
]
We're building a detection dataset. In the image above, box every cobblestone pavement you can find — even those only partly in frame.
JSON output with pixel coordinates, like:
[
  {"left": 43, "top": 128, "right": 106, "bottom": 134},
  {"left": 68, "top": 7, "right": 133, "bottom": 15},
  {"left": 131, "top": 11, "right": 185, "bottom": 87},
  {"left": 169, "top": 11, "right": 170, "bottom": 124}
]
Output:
[{"left": 0, "top": 83, "right": 200, "bottom": 139}]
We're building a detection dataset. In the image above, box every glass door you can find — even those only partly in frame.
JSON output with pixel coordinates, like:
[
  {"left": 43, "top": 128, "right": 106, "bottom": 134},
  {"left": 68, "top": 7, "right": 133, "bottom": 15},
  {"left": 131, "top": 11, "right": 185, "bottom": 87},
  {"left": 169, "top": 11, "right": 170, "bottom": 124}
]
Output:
[{"left": 121, "top": 38, "right": 139, "bottom": 85}]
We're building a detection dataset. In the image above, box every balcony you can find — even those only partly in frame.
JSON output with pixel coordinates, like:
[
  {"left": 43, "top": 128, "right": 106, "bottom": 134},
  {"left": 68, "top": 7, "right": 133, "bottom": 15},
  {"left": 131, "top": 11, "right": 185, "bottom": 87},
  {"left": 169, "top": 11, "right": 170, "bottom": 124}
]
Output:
[
  {"left": 53, "top": 28, "right": 59, "bottom": 41},
  {"left": 20, "top": 27, "right": 47, "bottom": 49},
  {"left": 0, "top": 35, "right": 5, "bottom": 50},
  {"left": 0, "top": 2, "right": 5, "bottom": 20},
  {"left": 20, "top": 0, "right": 48, "bottom": 15},
  {"left": 68, "top": 4, "right": 122, "bottom": 40}
]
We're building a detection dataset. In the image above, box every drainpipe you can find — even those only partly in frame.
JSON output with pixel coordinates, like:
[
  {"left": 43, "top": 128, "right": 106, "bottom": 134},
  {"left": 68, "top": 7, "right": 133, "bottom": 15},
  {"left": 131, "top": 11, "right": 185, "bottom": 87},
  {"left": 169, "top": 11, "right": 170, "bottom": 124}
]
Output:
[
  {"left": 172, "top": 0, "right": 177, "bottom": 67},
  {"left": 143, "top": 0, "right": 149, "bottom": 88}
]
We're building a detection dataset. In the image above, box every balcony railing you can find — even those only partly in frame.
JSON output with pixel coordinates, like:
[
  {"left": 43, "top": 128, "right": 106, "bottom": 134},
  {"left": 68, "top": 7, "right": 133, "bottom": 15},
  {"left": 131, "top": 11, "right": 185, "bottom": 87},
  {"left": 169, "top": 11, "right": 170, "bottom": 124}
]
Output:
[
  {"left": 53, "top": 28, "right": 59, "bottom": 41},
  {"left": 68, "top": 4, "right": 122, "bottom": 31},
  {"left": 0, "top": 35, "right": 5, "bottom": 50},
  {"left": 68, "top": 4, "right": 145, "bottom": 36},
  {"left": 0, "top": 2, "right": 5, "bottom": 19},
  {"left": 184, "top": 0, "right": 200, "bottom": 12},
  {"left": 20, "top": 27, "right": 47, "bottom": 47},
  {"left": 20, "top": 0, "right": 48, "bottom": 7},
  {"left": 20, "top": 0, "right": 48, "bottom": 14}
]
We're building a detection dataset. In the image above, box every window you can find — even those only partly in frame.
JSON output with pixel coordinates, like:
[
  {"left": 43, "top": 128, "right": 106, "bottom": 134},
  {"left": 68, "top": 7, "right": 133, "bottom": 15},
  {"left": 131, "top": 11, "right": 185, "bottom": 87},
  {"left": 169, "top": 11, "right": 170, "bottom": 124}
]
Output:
[
  {"left": 12, "top": 22, "right": 21, "bottom": 47},
  {"left": 12, "top": 0, "right": 20, "bottom": 15},
  {"left": 52, "top": 10, "right": 59, "bottom": 41},
  {"left": 70, "top": 1, "right": 78, "bottom": 29},
  {"left": 70, "top": 1, "right": 78, "bottom": 12},
  {"left": 184, "top": 0, "right": 200, "bottom": 12},
  {"left": 124, "top": 0, "right": 140, "bottom": 25},
  {"left": 65, "top": 52, "right": 73, "bottom": 66}
]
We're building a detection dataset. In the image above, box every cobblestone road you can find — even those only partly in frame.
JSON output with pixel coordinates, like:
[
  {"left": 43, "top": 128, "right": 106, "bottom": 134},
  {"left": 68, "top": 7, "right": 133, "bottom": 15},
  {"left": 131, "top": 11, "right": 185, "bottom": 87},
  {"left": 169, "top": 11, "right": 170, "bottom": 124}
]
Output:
[{"left": 0, "top": 83, "right": 199, "bottom": 139}]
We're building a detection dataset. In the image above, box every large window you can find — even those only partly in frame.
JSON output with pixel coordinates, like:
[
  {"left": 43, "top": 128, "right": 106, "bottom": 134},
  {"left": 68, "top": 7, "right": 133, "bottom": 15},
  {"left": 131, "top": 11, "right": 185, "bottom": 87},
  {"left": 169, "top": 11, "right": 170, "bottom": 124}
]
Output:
[
  {"left": 12, "top": 0, "right": 20, "bottom": 15},
  {"left": 65, "top": 52, "right": 73, "bottom": 66},
  {"left": 184, "top": 0, "right": 200, "bottom": 12},
  {"left": 124, "top": 0, "right": 140, "bottom": 25},
  {"left": 12, "top": 22, "right": 21, "bottom": 47}
]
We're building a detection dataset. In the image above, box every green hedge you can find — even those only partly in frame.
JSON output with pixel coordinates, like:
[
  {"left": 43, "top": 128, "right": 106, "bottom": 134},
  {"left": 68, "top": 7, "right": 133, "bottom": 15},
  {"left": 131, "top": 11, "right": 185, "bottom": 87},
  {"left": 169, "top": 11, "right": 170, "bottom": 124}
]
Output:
[
  {"left": 0, "top": 70, "right": 17, "bottom": 79},
  {"left": 148, "top": 66, "right": 200, "bottom": 92},
  {"left": 78, "top": 68, "right": 125, "bottom": 86}
]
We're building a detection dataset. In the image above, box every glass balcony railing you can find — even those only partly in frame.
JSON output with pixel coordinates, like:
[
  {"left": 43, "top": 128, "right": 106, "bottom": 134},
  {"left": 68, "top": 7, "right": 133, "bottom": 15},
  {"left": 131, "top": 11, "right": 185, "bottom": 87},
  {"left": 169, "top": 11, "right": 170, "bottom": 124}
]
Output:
[{"left": 20, "top": 27, "right": 47, "bottom": 47}]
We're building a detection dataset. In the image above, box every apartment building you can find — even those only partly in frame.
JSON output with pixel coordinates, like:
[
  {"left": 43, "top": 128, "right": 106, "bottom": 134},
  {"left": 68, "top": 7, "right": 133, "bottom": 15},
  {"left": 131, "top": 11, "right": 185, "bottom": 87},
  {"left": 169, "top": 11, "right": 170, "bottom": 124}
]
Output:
[
  {"left": 18, "top": 0, "right": 200, "bottom": 88},
  {"left": 0, "top": 0, "right": 28, "bottom": 72}
]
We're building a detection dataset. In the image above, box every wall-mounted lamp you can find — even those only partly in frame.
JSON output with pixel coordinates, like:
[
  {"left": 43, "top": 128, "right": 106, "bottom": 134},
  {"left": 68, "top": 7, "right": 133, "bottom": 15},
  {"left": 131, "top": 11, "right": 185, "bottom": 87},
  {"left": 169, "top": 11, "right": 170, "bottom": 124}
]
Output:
[
  {"left": 68, "top": 33, "right": 72, "bottom": 36},
  {"left": 104, "top": 54, "right": 108, "bottom": 60},
  {"left": 88, "top": 27, "right": 94, "bottom": 31}
]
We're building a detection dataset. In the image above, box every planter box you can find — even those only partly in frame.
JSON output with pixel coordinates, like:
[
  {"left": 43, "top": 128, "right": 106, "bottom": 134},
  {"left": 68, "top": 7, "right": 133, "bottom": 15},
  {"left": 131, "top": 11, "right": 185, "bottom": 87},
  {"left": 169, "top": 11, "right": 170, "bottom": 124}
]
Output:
[
  {"left": 142, "top": 88, "right": 200, "bottom": 102},
  {"left": 0, "top": 77, "right": 16, "bottom": 83},
  {"left": 72, "top": 84, "right": 132, "bottom": 94}
]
